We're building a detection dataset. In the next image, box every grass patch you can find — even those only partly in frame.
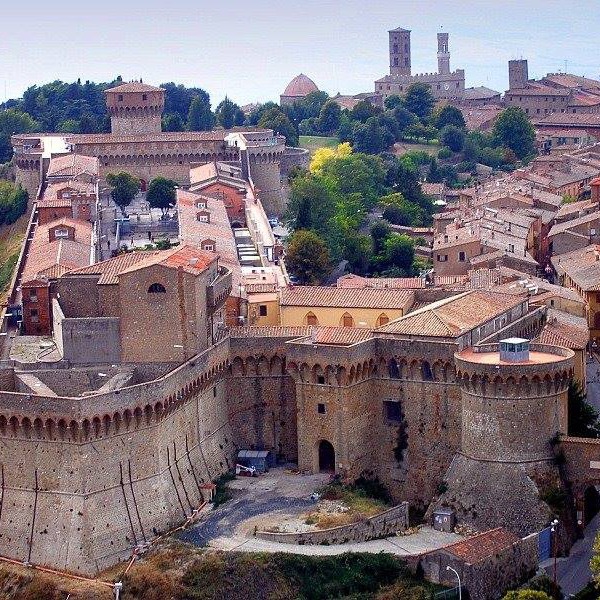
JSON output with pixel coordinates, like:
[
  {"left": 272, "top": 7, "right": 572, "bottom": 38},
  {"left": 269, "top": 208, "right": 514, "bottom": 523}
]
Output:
[
  {"left": 299, "top": 136, "right": 340, "bottom": 154},
  {"left": 305, "top": 478, "right": 391, "bottom": 529},
  {"left": 212, "top": 471, "right": 236, "bottom": 507},
  {"left": 0, "top": 252, "right": 18, "bottom": 297}
]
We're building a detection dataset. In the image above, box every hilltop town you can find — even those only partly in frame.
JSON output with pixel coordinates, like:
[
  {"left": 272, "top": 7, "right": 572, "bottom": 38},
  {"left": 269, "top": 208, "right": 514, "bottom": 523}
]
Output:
[{"left": 1, "top": 21, "right": 600, "bottom": 600}]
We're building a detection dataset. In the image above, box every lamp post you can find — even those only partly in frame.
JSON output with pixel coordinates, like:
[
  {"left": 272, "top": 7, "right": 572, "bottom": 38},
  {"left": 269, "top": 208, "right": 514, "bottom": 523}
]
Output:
[
  {"left": 446, "top": 565, "right": 461, "bottom": 600},
  {"left": 551, "top": 518, "right": 559, "bottom": 587}
]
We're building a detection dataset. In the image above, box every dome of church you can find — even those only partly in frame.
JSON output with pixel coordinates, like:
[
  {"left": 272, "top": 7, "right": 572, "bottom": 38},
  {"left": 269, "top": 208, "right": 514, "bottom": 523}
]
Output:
[{"left": 282, "top": 74, "right": 319, "bottom": 99}]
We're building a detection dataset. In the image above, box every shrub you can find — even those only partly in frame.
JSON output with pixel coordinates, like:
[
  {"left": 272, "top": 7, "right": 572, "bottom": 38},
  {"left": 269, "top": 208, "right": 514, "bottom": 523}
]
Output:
[{"left": 437, "top": 147, "right": 452, "bottom": 160}]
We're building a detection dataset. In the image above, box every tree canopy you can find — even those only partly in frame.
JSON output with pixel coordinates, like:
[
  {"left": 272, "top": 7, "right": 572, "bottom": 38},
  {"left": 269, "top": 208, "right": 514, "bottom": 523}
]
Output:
[
  {"left": 285, "top": 230, "right": 331, "bottom": 284},
  {"left": 568, "top": 380, "right": 600, "bottom": 437},
  {"left": 0, "top": 109, "right": 40, "bottom": 163},
  {"left": 106, "top": 172, "right": 140, "bottom": 214},
  {"left": 493, "top": 107, "right": 536, "bottom": 160},
  {"left": 403, "top": 83, "right": 435, "bottom": 121},
  {"left": 434, "top": 104, "right": 466, "bottom": 130},
  {"left": 0, "top": 180, "right": 28, "bottom": 226},
  {"left": 187, "top": 95, "right": 215, "bottom": 131},
  {"left": 147, "top": 177, "right": 177, "bottom": 216},
  {"left": 215, "top": 97, "right": 245, "bottom": 129},
  {"left": 258, "top": 108, "right": 299, "bottom": 147}
]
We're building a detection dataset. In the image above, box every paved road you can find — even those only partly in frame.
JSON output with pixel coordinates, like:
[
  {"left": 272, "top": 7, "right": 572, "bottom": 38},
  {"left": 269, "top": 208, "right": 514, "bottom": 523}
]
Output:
[
  {"left": 178, "top": 469, "right": 462, "bottom": 556},
  {"left": 548, "top": 512, "right": 600, "bottom": 596}
]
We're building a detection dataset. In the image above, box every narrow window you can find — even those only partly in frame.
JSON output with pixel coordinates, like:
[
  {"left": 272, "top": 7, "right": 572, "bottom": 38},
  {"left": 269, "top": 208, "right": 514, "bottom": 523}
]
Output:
[
  {"left": 259, "top": 305, "right": 268, "bottom": 317},
  {"left": 148, "top": 283, "right": 166, "bottom": 293},
  {"left": 306, "top": 312, "right": 318, "bottom": 326},
  {"left": 317, "top": 403, "right": 326, "bottom": 414},
  {"left": 384, "top": 400, "right": 402, "bottom": 423}
]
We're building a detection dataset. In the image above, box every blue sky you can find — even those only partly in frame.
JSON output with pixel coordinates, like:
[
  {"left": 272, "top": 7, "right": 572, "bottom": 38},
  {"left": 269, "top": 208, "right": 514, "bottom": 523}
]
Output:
[{"left": 1, "top": 0, "right": 599, "bottom": 106}]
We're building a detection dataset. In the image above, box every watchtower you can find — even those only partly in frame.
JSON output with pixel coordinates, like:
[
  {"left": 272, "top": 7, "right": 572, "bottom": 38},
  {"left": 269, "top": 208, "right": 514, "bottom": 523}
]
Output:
[
  {"left": 508, "top": 59, "right": 529, "bottom": 90},
  {"left": 437, "top": 32, "right": 450, "bottom": 75},
  {"left": 432, "top": 339, "right": 574, "bottom": 536},
  {"left": 389, "top": 27, "right": 411, "bottom": 76},
  {"left": 105, "top": 81, "right": 165, "bottom": 135}
]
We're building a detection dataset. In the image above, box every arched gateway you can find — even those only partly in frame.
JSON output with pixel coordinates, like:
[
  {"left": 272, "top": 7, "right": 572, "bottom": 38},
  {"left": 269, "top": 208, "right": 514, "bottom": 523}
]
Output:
[{"left": 318, "top": 440, "right": 335, "bottom": 472}]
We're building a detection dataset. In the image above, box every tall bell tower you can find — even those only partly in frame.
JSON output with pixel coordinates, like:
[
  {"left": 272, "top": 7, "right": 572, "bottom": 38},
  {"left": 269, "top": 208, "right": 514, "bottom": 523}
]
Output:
[{"left": 389, "top": 27, "right": 411, "bottom": 76}]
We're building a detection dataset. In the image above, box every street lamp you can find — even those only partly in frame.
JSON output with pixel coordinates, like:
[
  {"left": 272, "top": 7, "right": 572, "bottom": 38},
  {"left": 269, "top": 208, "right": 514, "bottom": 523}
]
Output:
[
  {"left": 446, "top": 565, "right": 462, "bottom": 600},
  {"left": 551, "top": 518, "right": 559, "bottom": 587}
]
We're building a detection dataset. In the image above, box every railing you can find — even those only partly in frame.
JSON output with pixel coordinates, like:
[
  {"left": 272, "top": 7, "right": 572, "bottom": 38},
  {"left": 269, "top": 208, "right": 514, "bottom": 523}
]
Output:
[{"left": 472, "top": 342, "right": 573, "bottom": 358}]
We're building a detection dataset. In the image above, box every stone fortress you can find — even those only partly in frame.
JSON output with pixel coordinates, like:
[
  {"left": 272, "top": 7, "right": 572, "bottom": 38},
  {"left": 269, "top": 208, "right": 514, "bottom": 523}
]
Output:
[{"left": 11, "top": 81, "right": 301, "bottom": 216}]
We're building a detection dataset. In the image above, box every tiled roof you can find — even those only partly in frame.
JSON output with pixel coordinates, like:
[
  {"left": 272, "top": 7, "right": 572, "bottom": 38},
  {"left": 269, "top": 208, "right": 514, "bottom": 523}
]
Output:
[
  {"left": 507, "top": 84, "right": 570, "bottom": 96},
  {"left": 65, "top": 246, "right": 216, "bottom": 284},
  {"left": 46, "top": 154, "right": 99, "bottom": 178},
  {"left": 555, "top": 199, "right": 596, "bottom": 220},
  {"left": 542, "top": 73, "right": 600, "bottom": 91},
  {"left": 280, "top": 286, "right": 415, "bottom": 310},
  {"left": 39, "top": 180, "right": 95, "bottom": 207},
  {"left": 462, "top": 86, "right": 501, "bottom": 100},
  {"left": 421, "top": 183, "right": 445, "bottom": 196},
  {"left": 377, "top": 290, "right": 525, "bottom": 337},
  {"left": 551, "top": 244, "right": 600, "bottom": 291},
  {"left": 105, "top": 81, "right": 164, "bottom": 93},
  {"left": 534, "top": 309, "right": 589, "bottom": 350},
  {"left": 440, "top": 528, "right": 519, "bottom": 564},
  {"left": 537, "top": 113, "right": 600, "bottom": 127},
  {"left": 245, "top": 283, "right": 278, "bottom": 294},
  {"left": 177, "top": 188, "right": 241, "bottom": 291},
  {"left": 283, "top": 74, "right": 319, "bottom": 98},
  {"left": 459, "top": 106, "right": 502, "bottom": 131},
  {"left": 229, "top": 326, "right": 313, "bottom": 338},
  {"left": 336, "top": 274, "right": 425, "bottom": 290},
  {"left": 548, "top": 211, "right": 600, "bottom": 237},
  {"left": 68, "top": 131, "right": 227, "bottom": 144},
  {"left": 295, "top": 327, "right": 374, "bottom": 346},
  {"left": 22, "top": 218, "right": 93, "bottom": 283}
]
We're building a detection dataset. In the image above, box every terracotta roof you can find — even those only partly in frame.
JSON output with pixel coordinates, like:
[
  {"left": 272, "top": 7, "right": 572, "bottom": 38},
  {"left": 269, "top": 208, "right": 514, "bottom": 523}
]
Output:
[
  {"left": 65, "top": 246, "right": 216, "bottom": 284},
  {"left": 296, "top": 327, "right": 374, "bottom": 346},
  {"left": 68, "top": 131, "right": 227, "bottom": 144},
  {"left": 537, "top": 113, "right": 600, "bottom": 127},
  {"left": 462, "top": 86, "right": 501, "bottom": 100},
  {"left": 548, "top": 212, "right": 600, "bottom": 238},
  {"left": 189, "top": 162, "right": 247, "bottom": 190},
  {"left": 280, "top": 286, "right": 415, "bottom": 310},
  {"left": 46, "top": 154, "right": 99, "bottom": 178},
  {"left": 245, "top": 283, "right": 278, "bottom": 294},
  {"left": 105, "top": 81, "right": 164, "bottom": 93},
  {"left": 551, "top": 244, "right": 600, "bottom": 291},
  {"left": 377, "top": 290, "right": 526, "bottom": 337},
  {"left": 336, "top": 274, "right": 425, "bottom": 290},
  {"left": 542, "top": 73, "right": 600, "bottom": 91},
  {"left": 39, "top": 180, "right": 95, "bottom": 207},
  {"left": 177, "top": 188, "right": 241, "bottom": 291},
  {"left": 507, "top": 85, "right": 570, "bottom": 96},
  {"left": 229, "top": 326, "right": 313, "bottom": 338},
  {"left": 439, "top": 528, "right": 519, "bottom": 564},
  {"left": 421, "top": 183, "right": 445, "bottom": 196},
  {"left": 22, "top": 218, "right": 93, "bottom": 283},
  {"left": 282, "top": 74, "right": 319, "bottom": 98},
  {"left": 534, "top": 309, "right": 589, "bottom": 350}
]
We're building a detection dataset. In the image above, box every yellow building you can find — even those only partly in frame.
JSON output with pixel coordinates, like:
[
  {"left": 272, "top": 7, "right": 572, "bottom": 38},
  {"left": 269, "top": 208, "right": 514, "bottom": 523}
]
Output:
[
  {"left": 279, "top": 286, "right": 415, "bottom": 328},
  {"left": 246, "top": 283, "right": 280, "bottom": 326}
]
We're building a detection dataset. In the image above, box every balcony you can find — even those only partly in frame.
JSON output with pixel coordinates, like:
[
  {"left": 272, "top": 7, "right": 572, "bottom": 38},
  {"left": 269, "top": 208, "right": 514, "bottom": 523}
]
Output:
[{"left": 207, "top": 267, "right": 232, "bottom": 313}]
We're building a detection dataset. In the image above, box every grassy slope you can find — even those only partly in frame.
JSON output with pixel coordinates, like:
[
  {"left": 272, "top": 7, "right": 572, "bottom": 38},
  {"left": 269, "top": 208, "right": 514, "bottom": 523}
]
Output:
[
  {"left": 0, "top": 212, "right": 29, "bottom": 305},
  {"left": 299, "top": 136, "right": 340, "bottom": 154}
]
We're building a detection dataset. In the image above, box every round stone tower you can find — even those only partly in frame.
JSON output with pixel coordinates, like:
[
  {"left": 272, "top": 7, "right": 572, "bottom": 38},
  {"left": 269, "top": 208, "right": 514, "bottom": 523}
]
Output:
[
  {"left": 434, "top": 338, "right": 574, "bottom": 536},
  {"left": 105, "top": 81, "right": 165, "bottom": 135}
]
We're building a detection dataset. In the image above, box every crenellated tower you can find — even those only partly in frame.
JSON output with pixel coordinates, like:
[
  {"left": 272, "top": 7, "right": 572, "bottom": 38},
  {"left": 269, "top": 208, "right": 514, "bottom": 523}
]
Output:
[{"left": 105, "top": 81, "right": 165, "bottom": 135}]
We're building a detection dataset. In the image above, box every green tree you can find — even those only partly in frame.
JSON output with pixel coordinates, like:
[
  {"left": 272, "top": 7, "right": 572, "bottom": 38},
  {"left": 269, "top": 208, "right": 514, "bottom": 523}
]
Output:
[
  {"left": 383, "top": 234, "right": 415, "bottom": 272},
  {"left": 286, "top": 174, "right": 336, "bottom": 240},
  {"left": 403, "top": 82, "right": 435, "bottom": 121},
  {"left": 384, "top": 94, "right": 404, "bottom": 110},
  {"left": 56, "top": 119, "right": 80, "bottom": 133},
  {"left": 440, "top": 125, "right": 466, "bottom": 152},
  {"left": 352, "top": 117, "right": 387, "bottom": 154},
  {"left": 246, "top": 102, "right": 279, "bottom": 126},
  {"left": 106, "top": 172, "right": 140, "bottom": 215},
  {"left": 147, "top": 177, "right": 177, "bottom": 217},
  {"left": 285, "top": 230, "right": 330, "bottom": 284},
  {"left": 434, "top": 104, "right": 466, "bottom": 129},
  {"left": 317, "top": 100, "right": 342, "bottom": 134},
  {"left": 0, "top": 109, "right": 39, "bottom": 163},
  {"left": 502, "top": 591, "right": 552, "bottom": 600},
  {"left": 351, "top": 100, "right": 382, "bottom": 123},
  {"left": 568, "top": 380, "right": 600, "bottom": 437},
  {"left": 258, "top": 108, "right": 299, "bottom": 146},
  {"left": 215, "top": 97, "right": 244, "bottom": 129},
  {"left": 393, "top": 107, "right": 418, "bottom": 136},
  {"left": 0, "top": 180, "right": 28, "bottom": 225},
  {"left": 342, "top": 232, "right": 372, "bottom": 275},
  {"left": 163, "top": 113, "right": 184, "bottom": 132},
  {"left": 186, "top": 94, "right": 214, "bottom": 131},
  {"left": 492, "top": 107, "right": 536, "bottom": 160},
  {"left": 380, "top": 192, "right": 423, "bottom": 226},
  {"left": 370, "top": 221, "right": 391, "bottom": 255}
]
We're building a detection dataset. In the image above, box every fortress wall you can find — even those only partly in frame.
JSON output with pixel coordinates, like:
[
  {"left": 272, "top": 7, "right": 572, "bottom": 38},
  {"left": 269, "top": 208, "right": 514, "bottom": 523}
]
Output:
[
  {"left": 14, "top": 165, "right": 41, "bottom": 201},
  {"left": 0, "top": 380, "right": 234, "bottom": 573}
]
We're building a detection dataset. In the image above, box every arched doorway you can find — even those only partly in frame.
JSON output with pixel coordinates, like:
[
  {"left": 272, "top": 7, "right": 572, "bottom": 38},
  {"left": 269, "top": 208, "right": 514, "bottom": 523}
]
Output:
[
  {"left": 584, "top": 485, "right": 600, "bottom": 524},
  {"left": 318, "top": 440, "right": 335, "bottom": 472},
  {"left": 139, "top": 178, "right": 147, "bottom": 192}
]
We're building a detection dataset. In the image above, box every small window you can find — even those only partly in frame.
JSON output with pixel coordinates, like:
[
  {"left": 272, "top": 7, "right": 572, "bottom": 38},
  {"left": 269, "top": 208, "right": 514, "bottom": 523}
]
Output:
[
  {"left": 118, "top": 94, "right": 123, "bottom": 101},
  {"left": 306, "top": 312, "right": 318, "bottom": 326},
  {"left": 259, "top": 305, "right": 268, "bottom": 317},
  {"left": 384, "top": 400, "right": 402, "bottom": 423},
  {"left": 54, "top": 228, "right": 70, "bottom": 238},
  {"left": 508, "top": 244, "right": 515, "bottom": 253},
  {"left": 317, "top": 403, "right": 326, "bottom": 414},
  {"left": 196, "top": 202, "right": 206, "bottom": 209},
  {"left": 30, "top": 309, "right": 39, "bottom": 323},
  {"left": 142, "top": 94, "right": 147, "bottom": 100},
  {"left": 29, "top": 292, "right": 38, "bottom": 303},
  {"left": 148, "top": 283, "right": 166, "bottom": 293},
  {"left": 458, "top": 251, "right": 466, "bottom": 262},
  {"left": 341, "top": 313, "right": 354, "bottom": 327},
  {"left": 317, "top": 375, "right": 326, "bottom": 385},
  {"left": 377, "top": 314, "right": 390, "bottom": 327}
]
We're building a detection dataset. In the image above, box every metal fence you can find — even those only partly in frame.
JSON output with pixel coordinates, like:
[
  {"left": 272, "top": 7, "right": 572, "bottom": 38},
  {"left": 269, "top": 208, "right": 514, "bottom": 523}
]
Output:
[{"left": 434, "top": 586, "right": 461, "bottom": 600}]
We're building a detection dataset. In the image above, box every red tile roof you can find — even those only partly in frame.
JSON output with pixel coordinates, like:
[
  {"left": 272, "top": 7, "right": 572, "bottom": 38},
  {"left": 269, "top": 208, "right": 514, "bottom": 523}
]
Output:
[
  {"left": 280, "top": 286, "right": 415, "bottom": 310},
  {"left": 46, "top": 154, "right": 99, "bottom": 179},
  {"left": 105, "top": 81, "right": 164, "bottom": 93},
  {"left": 377, "top": 290, "right": 526, "bottom": 337},
  {"left": 230, "top": 326, "right": 313, "bottom": 338},
  {"left": 440, "top": 528, "right": 519, "bottom": 564},
  {"left": 283, "top": 74, "right": 319, "bottom": 97},
  {"left": 336, "top": 274, "right": 425, "bottom": 290},
  {"left": 534, "top": 309, "right": 589, "bottom": 350}
]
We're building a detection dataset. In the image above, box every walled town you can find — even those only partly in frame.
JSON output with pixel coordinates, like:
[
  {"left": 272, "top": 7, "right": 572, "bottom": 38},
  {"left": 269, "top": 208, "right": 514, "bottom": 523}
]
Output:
[{"left": 1, "top": 17, "right": 600, "bottom": 600}]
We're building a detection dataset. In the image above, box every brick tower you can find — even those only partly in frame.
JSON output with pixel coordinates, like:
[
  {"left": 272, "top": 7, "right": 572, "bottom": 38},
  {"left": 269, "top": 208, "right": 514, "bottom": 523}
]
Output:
[
  {"left": 105, "top": 81, "right": 165, "bottom": 135},
  {"left": 389, "top": 27, "right": 411, "bottom": 76},
  {"left": 508, "top": 59, "right": 529, "bottom": 90},
  {"left": 437, "top": 32, "right": 450, "bottom": 75}
]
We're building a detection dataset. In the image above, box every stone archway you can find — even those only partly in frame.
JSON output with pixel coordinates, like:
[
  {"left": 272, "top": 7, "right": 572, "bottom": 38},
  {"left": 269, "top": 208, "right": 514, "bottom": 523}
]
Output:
[
  {"left": 584, "top": 485, "right": 600, "bottom": 525},
  {"left": 318, "top": 440, "right": 335, "bottom": 472}
]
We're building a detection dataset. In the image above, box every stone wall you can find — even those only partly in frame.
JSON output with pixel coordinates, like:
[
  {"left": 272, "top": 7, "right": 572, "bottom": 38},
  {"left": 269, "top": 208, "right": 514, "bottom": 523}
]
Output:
[
  {"left": 61, "top": 317, "right": 121, "bottom": 364},
  {"left": 0, "top": 340, "right": 232, "bottom": 574},
  {"left": 256, "top": 502, "right": 409, "bottom": 545}
]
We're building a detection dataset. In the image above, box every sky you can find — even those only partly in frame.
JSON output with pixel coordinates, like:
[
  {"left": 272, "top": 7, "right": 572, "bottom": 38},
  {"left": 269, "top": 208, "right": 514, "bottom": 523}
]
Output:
[{"left": 1, "top": 0, "right": 599, "bottom": 107}]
